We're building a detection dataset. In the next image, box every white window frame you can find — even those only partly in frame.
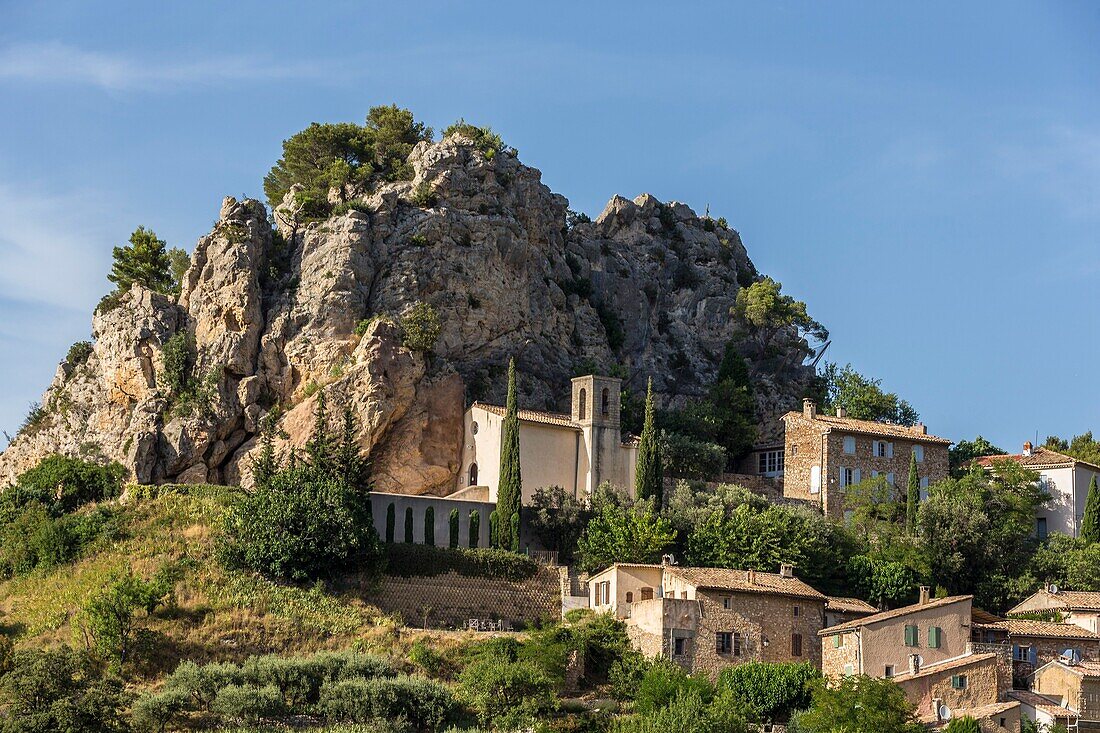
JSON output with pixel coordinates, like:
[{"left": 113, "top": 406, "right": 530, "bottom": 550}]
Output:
[
  {"left": 758, "top": 449, "right": 785, "bottom": 477},
  {"left": 843, "top": 436, "right": 856, "bottom": 455}
]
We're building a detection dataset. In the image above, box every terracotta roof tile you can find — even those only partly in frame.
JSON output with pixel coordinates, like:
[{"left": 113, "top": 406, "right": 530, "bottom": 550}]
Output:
[
  {"left": 975, "top": 447, "right": 1100, "bottom": 472},
  {"left": 826, "top": 597, "right": 878, "bottom": 614},
  {"left": 783, "top": 411, "right": 952, "bottom": 445},
  {"left": 666, "top": 566, "right": 827, "bottom": 601},
  {"left": 921, "top": 700, "right": 1021, "bottom": 727},
  {"left": 892, "top": 652, "right": 997, "bottom": 682},
  {"left": 820, "top": 596, "right": 972, "bottom": 636},
  {"left": 1010, "top": 589, "right": 1100, "bottom": 613},
  {"left": 976, "top": 619, "right": 1100, "bottom": 640},
  {"left": 474, "top": 402, "right": 578, "bottom": 429},
  {"left": 1009, "top": 690, "right": 1076, "bottom": 718}
]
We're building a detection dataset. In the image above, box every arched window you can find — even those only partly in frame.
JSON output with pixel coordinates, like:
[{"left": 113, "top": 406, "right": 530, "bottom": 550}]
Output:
[
  {"left": 626, "top": 591, "right": 634, "bottom": 603},
  {"left": 579, "top": 388, "right": 587, "bottom": 420},
  {"left": 601, "top": 388, "right": 610, "bottom": 416},
  {"left": 468, "top": 463, "right": 478, "bottom": 486}
]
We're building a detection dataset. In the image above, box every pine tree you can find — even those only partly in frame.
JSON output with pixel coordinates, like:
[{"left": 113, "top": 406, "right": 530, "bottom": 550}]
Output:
[
  {"left": 496, "top": 358, "right": 523, "bottom": 550},
  {"left": 1082, "top": 475, "right": 1100, "bottom": 543},
  {"left": 251, "top": 413, "right": 280, "bottom": 489},
  {"left": 108, "top": 226, "right": 174, "bottom": 294},
  {"left": 635, "top": 378, "right": 664, "bottom": 504},
  {"left": 906, "top": 451, "right": 920, "bottom": 533},
  {"left": 305, "top": 391, "right": 333, "bottom": 470},
  {"left": 334, "top": 405, "right": 368, "bottom": 488}
]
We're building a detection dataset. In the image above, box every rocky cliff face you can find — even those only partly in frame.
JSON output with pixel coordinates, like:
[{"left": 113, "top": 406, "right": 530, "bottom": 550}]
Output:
[{"left": 0, "top": 134, "right": 816, "bottom": 492}]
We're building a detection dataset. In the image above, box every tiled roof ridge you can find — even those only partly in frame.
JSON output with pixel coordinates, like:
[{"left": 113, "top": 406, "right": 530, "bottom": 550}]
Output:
[
  {"left": 820, "top": 595, "right": 972, "bottom": 635},
  {"left": 892, "top": 651, "right": 996, "bottom": 681},
  {"left": 666, "top": 566, "right": 827, "bottom": 600},
  {"left": 975, "top": 446, "right": 1100, "bottom": 472},
  {"left": 473, "top": 401, "right": 576, "bottom": 428},
  {"left": 781, "top": 411, "right": 952, "bottom": 444}
]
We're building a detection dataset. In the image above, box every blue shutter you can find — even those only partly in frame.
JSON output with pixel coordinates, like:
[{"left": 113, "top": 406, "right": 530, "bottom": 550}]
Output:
[{"left": 1029, "top": 647, "right": 1038, "bottom": 665}]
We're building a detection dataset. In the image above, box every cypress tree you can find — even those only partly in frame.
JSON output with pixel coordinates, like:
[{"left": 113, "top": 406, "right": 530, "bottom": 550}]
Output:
[
  {"left": 449, "top": 509, "right": 460, "bottom": 549},
  {"left": 385, "top": 503, "right": 396, "bottom": 543},
  {"left": 1083, "top": 476, "right": 1100, "bottom": 544},
  {"left": 469, "top": 510, "right": 480, "bottom": 548},
  {"left": 489, "top": 510, "right": 499, "bottom": 548},
  {"left": 334, "top": 405, "right": 367, "bottom": 488},
  {"left": 635, "top": 378, "right": 663, "bottom": 504},
  {"left": 424, "top": 506, "right": 435, "bottom": 546},
  {"left": 496, "top": 358, "right": 523, "bottom": 550},
  {"left": 510, "top": 512, "right": 521, "bottom": 553},
  {"left": 404, "top": 507, "right": 414, "bottom": 543},
  {"left": 906, "top": 452, "right": 920, "bottom": 533},
  {"left": 251, "top": 413, "right": 280, "bottom": 489}
]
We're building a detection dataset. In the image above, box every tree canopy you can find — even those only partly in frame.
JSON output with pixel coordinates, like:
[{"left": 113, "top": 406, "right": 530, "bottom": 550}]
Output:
[
  {"left": 949, "top": 435, "right": 1005, "bottom": 475},
  {"left": 819, "top": 362, "right": 918, "bottom": 426},
  {"left": 1045, "top": 432, "right": 1100, "bottom": 466},
  {"left": 107, "top": 226, "right": 187, "bottom": 297},
  {"left": 731, "top": 277, "right": 827, "bottom": 365}
]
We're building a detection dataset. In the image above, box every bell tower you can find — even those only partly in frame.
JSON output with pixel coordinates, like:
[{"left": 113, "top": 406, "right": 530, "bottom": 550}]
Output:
[{"left": 571, "top": 375, "right": 621, "bottom": 428}]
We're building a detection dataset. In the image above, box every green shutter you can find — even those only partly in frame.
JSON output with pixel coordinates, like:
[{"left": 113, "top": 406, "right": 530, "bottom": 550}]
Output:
[
  {"left": 904, "top": 625, "right": 917, "bottom": 646},
  {"left": 928, "top": 626, "right": 941, "bottom": 648},
  {"left": 834, "top": 634, "right": 841, "bottom": 648}
]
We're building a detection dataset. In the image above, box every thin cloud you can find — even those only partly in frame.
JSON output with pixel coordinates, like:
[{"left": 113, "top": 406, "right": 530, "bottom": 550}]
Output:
[{"left": 0, "top": 41, "right": 328, "bottom": 91}]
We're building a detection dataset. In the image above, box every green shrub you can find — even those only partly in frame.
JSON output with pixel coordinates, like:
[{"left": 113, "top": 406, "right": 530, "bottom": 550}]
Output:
[
  {"left": 66, "top": 340, "right": 93, "bottom": 367},
  {"left": 612, "top": 689, "right": 747, "bottom": 733},
  {"left": 320, "top": 675, "right": 456, "bottom": 730},
  {"left": 661, "top": 431, "right": 726, "bottom": 481},
  {"left": 218, "top": 465, "right": 381, "bottom": 581},
  {"left": 458, "top": 657, "right": 558, "bottom": 729},
  {"left": 163, "top": 660, "right": 242, "bottom": 711},
  {"left": 634, "top": 660, "right": 713, "bottom": 713},
  {"left": 408, "top": 641, "right": 445, "bottom": 675},
  {"left": 212, "top": 683, "right": 285, "bottom": 726},
  {"left": 77, "top": 569, "right": 171, "bottom": 671},
  {"left": 0, "top": 647, "right": 129, "bottom": 733},
  {"left": 241, "top": 654, "right": 325, "bottom": 708},
  {"left": 385, "top": 543, "right": 539, "bottom": 581},
  {"left": 312, "top": 650, "right": 395, "bottom": 681},
  {"left": 400, "top": 302, "right": 441, "bottom": 352},
  {"left": 131, "top": 688, "right": 189, "bottom": 733},
  {"left": 160, "top": 330, "right": 194, "bottom": 397},
  {"left": 716, "top": 661, "right": 819, "bottom": 722},
  {"left": 409, "top": 182, "right": 438, "bottom": 207},
  {"left": 8, "top": 454, "right": 126, "bottom": 516},
  {"left": 443, "top": 119, "right": 506, "bottom": 157}
]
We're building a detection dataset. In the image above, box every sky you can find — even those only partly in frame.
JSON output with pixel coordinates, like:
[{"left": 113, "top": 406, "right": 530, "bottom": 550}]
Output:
[{"left": 0, "top": 1, "right": 1097, "bottom": 452}]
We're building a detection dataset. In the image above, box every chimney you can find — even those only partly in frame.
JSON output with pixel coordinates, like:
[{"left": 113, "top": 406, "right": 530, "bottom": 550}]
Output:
[
  {"left": 836, "top": 406, "right": 847, "bottom": 418},
  {"left": 932, "top": 697, "right": 944, "bottom": 721},
  {"left": 1023, "top": 441, "right": 1033, "bottom": 457},
  {"left": 747, "top": 569, "right": 757, "bottom": 585},
  {"left": 914, "top": 423, "right": 927, "bottom": 435},
  {"left": 779, "top": 563, "right": 795, "bottom": 579},
  {"left": 919, "top": 586, "right": 931, "bottom": 605},
  {"left": 803, "top": 398, "right": 817, "bottom": 419},
  {"left": 909, "top": 654, "right": 921, "bottom": 675}
]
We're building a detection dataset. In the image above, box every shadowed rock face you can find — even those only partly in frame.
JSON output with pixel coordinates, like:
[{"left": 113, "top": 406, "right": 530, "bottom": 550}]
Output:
[{"left": 0, "top": 134, "right": 816, "bottom": 492}]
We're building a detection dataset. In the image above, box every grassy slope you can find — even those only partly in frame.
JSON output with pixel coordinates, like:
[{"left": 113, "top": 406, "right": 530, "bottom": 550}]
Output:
[{"left": 0, "top": 486, "right": 400, "bottom": 679}]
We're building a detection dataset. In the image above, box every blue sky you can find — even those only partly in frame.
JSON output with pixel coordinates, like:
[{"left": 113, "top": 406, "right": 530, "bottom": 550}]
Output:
[{"left": 0, "top": 1, "right": 1097, "bottom": 451}]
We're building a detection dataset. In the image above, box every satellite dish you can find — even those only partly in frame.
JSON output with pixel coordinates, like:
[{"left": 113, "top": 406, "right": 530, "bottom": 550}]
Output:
[
  {"left": 1049, "top": 584, "right": 1060, "bottom": 595},
  {"left": 662, "top": 553, "right": 678, "bottom": 566},
  {"left": 938, "top": 705, "right": 952, "bottom": 721}
]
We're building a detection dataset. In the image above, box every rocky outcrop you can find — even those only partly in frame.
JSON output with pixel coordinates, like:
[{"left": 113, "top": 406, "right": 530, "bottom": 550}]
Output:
[{"left": 0, "top": 133, "right": 818, "bottom": 490}]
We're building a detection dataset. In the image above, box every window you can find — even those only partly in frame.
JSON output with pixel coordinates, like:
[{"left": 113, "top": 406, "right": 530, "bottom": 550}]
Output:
[
  {"left": 887, "top": 472, "right": 895, "bottom": 486},
  {"left": 843, "top": 664, "right": 854, "bottom": 676},
  {"left": 601, "top": 388, "right": 610, "bottom": 416},
  {"left": 793, "top": 605, "right": 800, "bottom": 617},
  {"left": 840, "top": 467, "right": 859, "bottom": 487},
  {"left": 680, "top": 591, "right": 687, "bottom": 599},
  {"left": 791, "top": 633, "right": 803, "bottom": 657},
  {"left": 721, "top": 596, "right": 731, "bottom": 610},
  {"left": 951, "top": 674, "right": 968, "bottom": 690},
  {"left": 833, "top": 634, "right": 844, "bottom": 648},
  {"left": 843, "top": 436, "right": 856, "bottom": 454},
  {"left": 884, "top": 665, "right": 895, "bottom": 678},
  {"left": 625, "top": 592, "right": 633, "bottom": 603},
  {"left": 919, "top": 477, "right": 929, "bottom": 502},
  {"left": 579, "top": 389, "right": 587, "bottom": 420},
  {"left": 599, "top": 582, "right": 610, "bottom": 605},
  {"left": 904, "top": 624, "right": 919, "bottom": 647},
  {"left": 641, "top": 587, "right": 654, "bottom": 601},
  {"left": 716, "top": 632, "right": 733, "bottom": 654},
  {"left": 913, "top": 445, "right": 924, "bottom": 462},
  {"left": 1037, "top": 517, "right": 1048, "bottom": 540},
  {"left": 928, "top": 626, "right": 942, "bottom": 648},
  {"left": 873, "top": 440, "right": 893, "bottom": 458},
  {"left": 468, "top": 463, "right": 478, "bottom": 486},
  {"left": 471, "top": 420, "right": 479, "bottom": 435},
  {"left": 758, "top": 450, "right": 785, "bottom": 476},
  {"left": 733, "top": 632, "right": 743, "bottom": 655},
  {"left": 790, "top": 444, "right": 798, "bottom": 457},
  {"left": 673, "top": 637, "right": 690, "bottom": 656}
]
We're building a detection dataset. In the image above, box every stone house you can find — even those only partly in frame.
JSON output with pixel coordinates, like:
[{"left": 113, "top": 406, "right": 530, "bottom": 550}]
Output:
[
  {"left": 1009, "top": 588, "right": 1100, "bottom": 634},
  {"left": 778, "top": 399, "right": 951, "bottom": 518},
  {"left": 892, "top": 653, "right": 1019, "bottom": 732},
  {"left": 589, "top": 563, "right": 827, "bottom": 678},
  {"left": 1030, "top": 659, "right": 1100, "bottom": 732},
  {"left": 972, "top": 616, "right": 1100, "bottom": 687},
  {"left": 976, "top": 443, "right": 1100, "bottom": 539},
  {"left": 458, "top": 374, "right": 637, "bottom": 504},
  {"left": 825, "top": 596, "right": 878, "bottom": 628},
  {"left": 820, "top": 590, "right": 974, "bottom": 679},
  {"left": 1008, "top": 689, "right": 1077, "bottom": 732}
]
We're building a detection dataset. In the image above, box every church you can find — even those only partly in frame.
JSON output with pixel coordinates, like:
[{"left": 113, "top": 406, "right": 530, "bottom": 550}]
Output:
[{"left": 456, "top": 375, "right": 638, "bottom": 504}]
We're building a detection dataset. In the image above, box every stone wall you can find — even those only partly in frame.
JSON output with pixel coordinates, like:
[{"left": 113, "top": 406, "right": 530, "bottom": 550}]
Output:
[
  {"left": 363, "top": 566, "right": 563, "bottom": 629},
  {"left": 897, "top": 654, "right": 1002, "bottom": 720},
  {"left": 821, "top": 629, "right": 861, "bottom": 676},
  {"left": 370, "top": 491, "right": 494, "bottom": 548}
]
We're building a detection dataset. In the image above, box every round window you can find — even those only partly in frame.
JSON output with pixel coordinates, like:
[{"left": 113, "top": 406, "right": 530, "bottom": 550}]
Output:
[{"left": 471, "top": 421, "right": 479, "bottom": 435}]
